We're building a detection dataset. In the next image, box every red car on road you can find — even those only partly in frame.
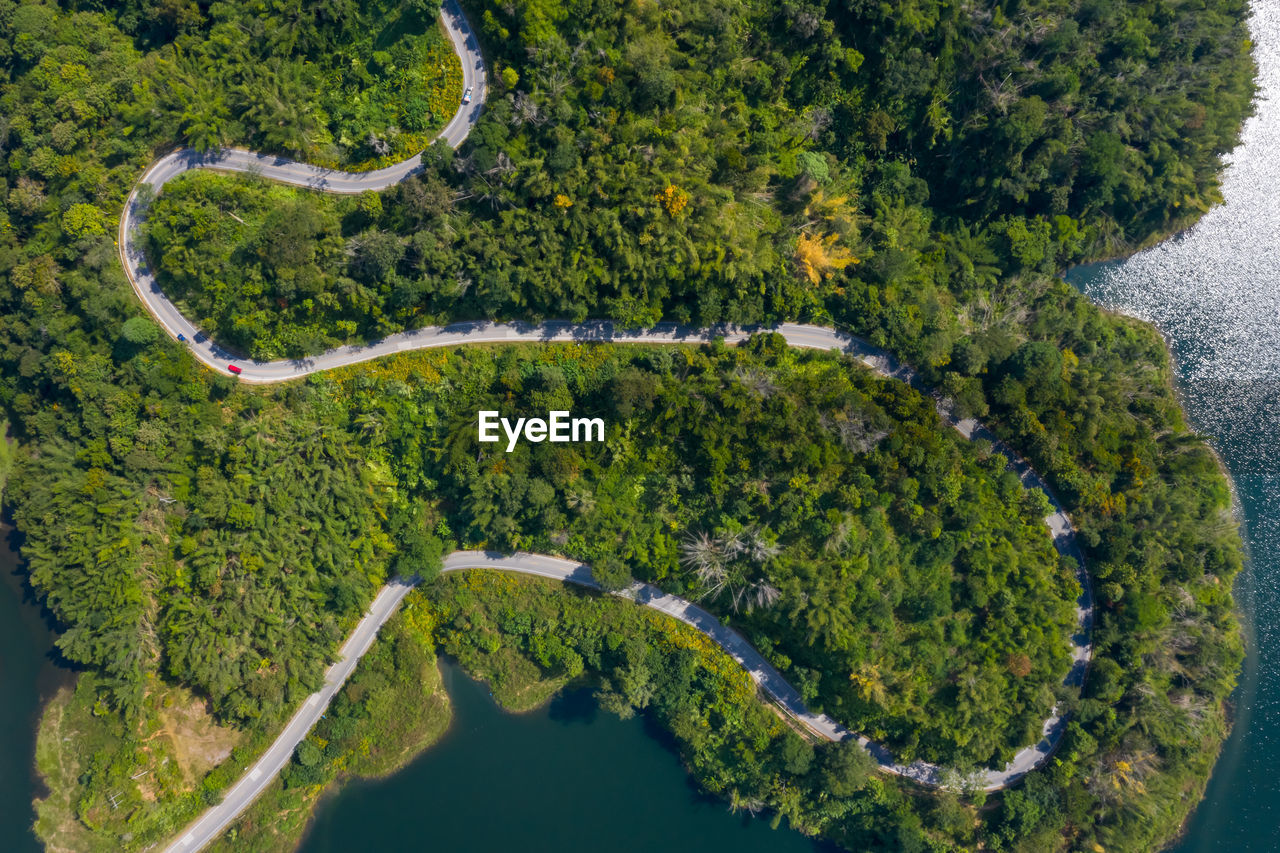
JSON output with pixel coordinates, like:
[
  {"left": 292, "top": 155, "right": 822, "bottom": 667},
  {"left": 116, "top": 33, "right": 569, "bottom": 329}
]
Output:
[{"left": 227, "top": 364, "right": 243, "bottom": 375}]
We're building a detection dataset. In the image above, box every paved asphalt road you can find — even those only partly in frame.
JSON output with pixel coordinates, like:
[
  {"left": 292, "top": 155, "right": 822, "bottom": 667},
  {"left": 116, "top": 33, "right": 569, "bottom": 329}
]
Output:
[
  {"left": 147, "top": 2, "right": 1094, "bottom": 849},
  {"left": 149, "top": 331, "right": 1100, "bottom": 827},
  {"left": 117, "top": 0, "right": 486, "bottom": 361}
]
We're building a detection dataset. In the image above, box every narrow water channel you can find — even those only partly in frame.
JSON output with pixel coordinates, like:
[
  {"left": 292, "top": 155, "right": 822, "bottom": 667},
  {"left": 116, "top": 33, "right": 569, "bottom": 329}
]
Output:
[
  {"left": 298, "top": 660, "right": 833, "bottom": 853},
  {"left": 0, "top": 527, "right": 65, "bottom": 853}
]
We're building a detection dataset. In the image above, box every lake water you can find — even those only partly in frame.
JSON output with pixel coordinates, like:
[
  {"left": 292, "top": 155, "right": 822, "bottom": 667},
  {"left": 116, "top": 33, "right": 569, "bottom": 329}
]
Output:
[
  {"left": 1065, "top": 258, "right": 1280, "bottom": 850},
  {"left": 0, "top": 527, "right": 64, "bottom": 853},
  {"left": 299, "top": 660, "right": 832, "bottom": 853},
  {"left": 1065, "top": 3, "right": 1280, "bottom": 849},
  {"left": 11, "top": 4, "right": 1280, "bottom": 848}
]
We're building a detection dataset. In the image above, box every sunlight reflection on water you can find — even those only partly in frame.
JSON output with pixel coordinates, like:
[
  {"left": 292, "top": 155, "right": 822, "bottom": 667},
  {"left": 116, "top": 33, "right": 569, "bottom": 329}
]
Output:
[
  {"left": 1081, "top": 1, "right": 1280, "bottom": 384},
  {"left": 1069, "top": 3, "right": 1280, "bottom": 849}
]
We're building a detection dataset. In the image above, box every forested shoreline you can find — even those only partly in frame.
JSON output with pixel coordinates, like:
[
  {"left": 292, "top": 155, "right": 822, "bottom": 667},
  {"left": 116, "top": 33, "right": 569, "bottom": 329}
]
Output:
[
  {"left": 24, "top": 335, "right": 1086, "bottom": 849},
  {"left": 0, "top": 0, "right": 1255, "bottom": 850}
]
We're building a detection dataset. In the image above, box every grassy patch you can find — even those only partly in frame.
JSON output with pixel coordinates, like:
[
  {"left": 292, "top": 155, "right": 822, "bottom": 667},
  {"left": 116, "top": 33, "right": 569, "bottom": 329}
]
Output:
[
  {"left": 32, "top": 674, "right": 272, "bottom": 852},
  {"left": 32, "top": 691, "right": 101, "bottom": 853},
  {"left": 463, "top": 644, "right": 570, "bottom": 712}
]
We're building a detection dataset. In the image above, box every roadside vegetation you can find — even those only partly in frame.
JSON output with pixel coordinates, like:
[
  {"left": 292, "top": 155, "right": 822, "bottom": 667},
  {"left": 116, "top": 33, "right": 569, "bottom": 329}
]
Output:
[
  {"left": 33, "top": 672, "right": 264, "bottom": 852},
  {"left": 31, "top": 598, "right": 449, "bottom": 853},
  {"left": 206, "top": 609, "right": 451, "bottom": 853},
  {"left": 0, "top": 0, "right": 1252, "bottom": 852},
  {"left": 15, "top": 336, "right": 1078, "bottom": 851},
  {"left": 421, "top": 572, "right": 912, "bottom": 849},
  {"left": 221, "top": 570, "right": 1011, "bottom": 852}
]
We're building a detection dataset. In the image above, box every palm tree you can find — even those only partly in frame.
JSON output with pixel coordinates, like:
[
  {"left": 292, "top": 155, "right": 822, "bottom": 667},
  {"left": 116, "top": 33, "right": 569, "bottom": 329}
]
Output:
[
  {"left": 234, "top": 61, "right": 319, "bottom": 157},
  {"left": 681, "top": 527, "right": 782, "bottom": 610},
  {"left": 734, "top": 579, "right": 781, "bottom": 613},
  {"left": 181, "top": 96, "right": 231, "bottom": 152},
  {"left": 268, "top": 0, "right": 311, "bottom": 57},
  {"left": 943, "top": 224, "right": 1000, "bottom": 289},
  {"left": 793, "top": 574, "right": 855, "bottom": 651},
  {"left": 354, "top": 411, "right": 385, "bottom": 441}
]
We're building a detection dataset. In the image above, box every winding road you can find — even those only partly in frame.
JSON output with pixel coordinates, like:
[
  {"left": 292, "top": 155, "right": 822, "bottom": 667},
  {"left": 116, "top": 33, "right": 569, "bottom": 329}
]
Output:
[{"left": 145, "top": 3, "right": 1093, "bottom": 850}]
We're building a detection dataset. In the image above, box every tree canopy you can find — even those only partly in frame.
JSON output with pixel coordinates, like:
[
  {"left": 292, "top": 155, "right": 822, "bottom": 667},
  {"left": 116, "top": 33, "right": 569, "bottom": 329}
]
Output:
[{"left": 0, "top": 0, "right": 1252, "bottom": 851}]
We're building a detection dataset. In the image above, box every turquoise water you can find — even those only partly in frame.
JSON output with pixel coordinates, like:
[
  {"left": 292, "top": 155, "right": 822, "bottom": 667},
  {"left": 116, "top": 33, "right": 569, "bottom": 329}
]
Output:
[
  {"left": 299, "top": 660, "right": 833, "bottom": 853},
  {"left": 0, "top": 528, "right": 64, "bottom": 853}
]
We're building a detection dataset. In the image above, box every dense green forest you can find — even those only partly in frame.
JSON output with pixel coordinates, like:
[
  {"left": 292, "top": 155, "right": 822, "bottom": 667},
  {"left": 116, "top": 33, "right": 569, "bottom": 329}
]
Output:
[
  {"left": 0, "top": 0, "right": 1253, "bottom": 851},
  {"left": 141, "top": 0, "right": 1253, "bottom": 359},
  {"left": 207, "top": 602, "right": 452, "bottom": 853},
  {"left": 15, "top": 338, "right": 1080, "bottom": 849},
  {"left": 346, "top": 339, "right": 1075, "bottom": 767}
]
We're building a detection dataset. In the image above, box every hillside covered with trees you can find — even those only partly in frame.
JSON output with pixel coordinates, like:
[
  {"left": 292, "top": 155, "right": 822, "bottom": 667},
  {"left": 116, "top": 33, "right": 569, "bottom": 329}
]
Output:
[
  {"left": 21, "top": 337, "right": 1081, "bottom": 849},
  {"left": 0, "top": 0, "right": 1254, "bottom": 851},
  {"left": 141, "top": 0, "right": 1253, "bottom": 359}
]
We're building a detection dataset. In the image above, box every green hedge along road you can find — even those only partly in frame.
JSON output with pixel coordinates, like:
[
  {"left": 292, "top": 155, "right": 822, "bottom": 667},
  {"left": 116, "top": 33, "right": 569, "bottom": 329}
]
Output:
[{"left": 130, "top": 3, "right": 1092, "bottom": 851}]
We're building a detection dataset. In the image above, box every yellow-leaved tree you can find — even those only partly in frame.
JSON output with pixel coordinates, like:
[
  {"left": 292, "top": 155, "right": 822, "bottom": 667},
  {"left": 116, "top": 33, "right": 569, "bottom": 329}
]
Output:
[{"left": 795, "top": 231, "right": 858, "bottom": 284}]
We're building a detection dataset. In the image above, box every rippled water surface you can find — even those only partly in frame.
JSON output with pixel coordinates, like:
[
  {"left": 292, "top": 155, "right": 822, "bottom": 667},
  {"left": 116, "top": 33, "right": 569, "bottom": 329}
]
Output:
[{"left": 1068, "top": 1, "right": 1280, "bottom": 848}]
